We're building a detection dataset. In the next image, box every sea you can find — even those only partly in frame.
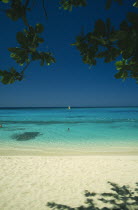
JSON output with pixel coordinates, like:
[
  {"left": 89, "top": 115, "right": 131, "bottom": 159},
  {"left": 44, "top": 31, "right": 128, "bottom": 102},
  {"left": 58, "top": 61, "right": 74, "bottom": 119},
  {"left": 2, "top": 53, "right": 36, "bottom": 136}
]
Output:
[{"left": 0, "top": 107, "right": 138, "bottom": 154}]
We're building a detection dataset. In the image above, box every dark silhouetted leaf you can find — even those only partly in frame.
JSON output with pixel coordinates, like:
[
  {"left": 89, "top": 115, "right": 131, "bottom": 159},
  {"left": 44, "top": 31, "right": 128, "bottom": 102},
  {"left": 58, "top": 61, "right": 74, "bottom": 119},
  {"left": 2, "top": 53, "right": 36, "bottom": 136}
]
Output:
[{"left": 35, "top": 24, "right": 44, "bottom": 33}]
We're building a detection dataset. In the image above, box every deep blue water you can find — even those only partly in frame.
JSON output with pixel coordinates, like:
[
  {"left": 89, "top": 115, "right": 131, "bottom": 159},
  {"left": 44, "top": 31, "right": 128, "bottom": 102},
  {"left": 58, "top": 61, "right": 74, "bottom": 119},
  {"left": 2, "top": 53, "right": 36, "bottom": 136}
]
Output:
[{"left": 0, "top": 107, "right": 138, "bottom": 150}]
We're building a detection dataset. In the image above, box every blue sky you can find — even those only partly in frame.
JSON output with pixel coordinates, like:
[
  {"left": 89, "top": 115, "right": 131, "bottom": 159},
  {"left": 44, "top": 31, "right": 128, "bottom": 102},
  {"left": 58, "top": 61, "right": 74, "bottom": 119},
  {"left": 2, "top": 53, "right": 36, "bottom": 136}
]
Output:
[{"left": 0, "top": 0, "right": 138, "bottom": 107}]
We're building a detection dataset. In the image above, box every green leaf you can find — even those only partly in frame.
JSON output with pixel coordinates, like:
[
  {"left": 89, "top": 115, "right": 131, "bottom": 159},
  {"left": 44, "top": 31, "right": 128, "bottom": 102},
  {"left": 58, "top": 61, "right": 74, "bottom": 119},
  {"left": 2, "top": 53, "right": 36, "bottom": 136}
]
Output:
[
  {"left": 133, "top": 1, "right": 138, "bottom": 8},
  {"left": 105, "top": 0, "right": 112, "bottom": 9},
  {"left": 10, "top": 67, "right": 16, "bottom": 73},
  {"left": 31, "top": 52, "right": 40, "bottom": 60},
  {"left": 16, "top": 32, "right": 27, "bottom": 46},
  {"left": 1, "top": 0, "right": 10, "bottom": 3},
  {"left": 114, "top": 0, "right": 123, "bottom": 6},
  {"left": 109, "top": 33, "right": 118, "bottom": 42},
  {"left": 114, "top": 70, "right": 123, "bottom": 79},
  {"left": 115, "top": 31, "right": 127, "bottom": 40},
  {"left": 120, "top": 21, "right": 129, "bottom": 31},
  {"left": 6, "top": 9, "right": 18, "bottom": 21},
  {"left": 0, "top": 72, "right": 14, "bottom": 84},
  {"left": 96, "top": 51, "right": 108, "bottom": 58},
  {"left": 122, "top": 47, "right": 134, "bottom": 59},
  {"left": 8, "top": 47, "right": 18, "bottom": 53},
  {"left": 60, "top": 0, "right": 87, "bottom": 11},
  {"left": 6, "top": 4, "right": 25, "bottom": 21},
  {"left": 94, "top": 19, "right": 106, "bottom": 36},
  {"left": 0, "top": 68, "right": 24, "bottom": 84},
  {"left": 127, "top": 12, "right": 138, "bottom": 25},
  {"left": 35, "top": 24, "right": 44, "bottom": 33},
  {"left": 37, "top": 37, "right": 44, "bottom": 43},
  {"left": 115, "top": 60, "right": 123, "bottom": 70},
  {"left": 30, "top": 48, "right": 36, "bottom": 52},
  {"left": 104, "top": 54, "right": 113, "bottom": 63}
]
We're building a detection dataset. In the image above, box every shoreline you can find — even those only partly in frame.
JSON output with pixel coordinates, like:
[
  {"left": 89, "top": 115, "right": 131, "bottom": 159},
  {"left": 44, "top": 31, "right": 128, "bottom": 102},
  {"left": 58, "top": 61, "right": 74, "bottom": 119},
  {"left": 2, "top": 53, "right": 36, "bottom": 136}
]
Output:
[
  {"left": 0, "top": 145, "right": 138, "bottom": 156},
  {"left": 0, "top": 139, "right": 138, "bottom": 156}
]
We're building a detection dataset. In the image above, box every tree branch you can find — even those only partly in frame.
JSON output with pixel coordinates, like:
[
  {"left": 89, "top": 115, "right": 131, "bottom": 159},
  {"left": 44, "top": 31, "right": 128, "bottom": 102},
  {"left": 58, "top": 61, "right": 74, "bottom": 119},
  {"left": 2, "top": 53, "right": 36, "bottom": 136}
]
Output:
[
  {"left": 21, "top": 0, "right": 30, "bottom": 28},
  {"left": 31, "top": 0, "right": 37, "bottom": 10},
  {"left": 21, "top": 61, "right": 31, "bottom": 74},
  {"left": 42, "top": 0, "right": 48, "bottom": 19},
  {"left": 24, "top": 0, "right": 30, "bottom": 9}
]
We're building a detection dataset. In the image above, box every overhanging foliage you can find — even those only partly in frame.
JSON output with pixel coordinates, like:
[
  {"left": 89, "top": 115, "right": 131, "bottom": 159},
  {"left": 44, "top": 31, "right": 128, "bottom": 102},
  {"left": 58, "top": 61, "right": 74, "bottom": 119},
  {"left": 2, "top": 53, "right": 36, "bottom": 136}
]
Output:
[{"left": 0, "top": 0, "right": 138, "bottom": 84}]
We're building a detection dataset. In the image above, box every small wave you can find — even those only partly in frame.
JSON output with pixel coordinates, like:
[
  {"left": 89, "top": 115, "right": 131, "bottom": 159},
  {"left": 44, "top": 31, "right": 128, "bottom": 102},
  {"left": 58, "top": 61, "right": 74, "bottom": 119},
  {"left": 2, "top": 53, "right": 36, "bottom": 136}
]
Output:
[{"left": 1, "top": 118, "right": 138, "bottom": 126}]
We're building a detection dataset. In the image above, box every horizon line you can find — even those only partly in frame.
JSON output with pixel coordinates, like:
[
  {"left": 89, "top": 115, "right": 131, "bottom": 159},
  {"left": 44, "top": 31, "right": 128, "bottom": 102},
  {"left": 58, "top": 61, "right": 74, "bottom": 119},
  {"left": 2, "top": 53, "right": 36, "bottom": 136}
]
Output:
[{"left": 0, "top": 106, "right": 138, "bottom": 109}]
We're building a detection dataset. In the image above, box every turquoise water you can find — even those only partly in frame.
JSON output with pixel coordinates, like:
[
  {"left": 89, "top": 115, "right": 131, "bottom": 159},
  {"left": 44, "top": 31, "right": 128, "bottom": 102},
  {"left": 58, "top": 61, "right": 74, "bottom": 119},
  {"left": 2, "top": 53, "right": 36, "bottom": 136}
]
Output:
[{"left": 0, "top": 107, "right": 138, "bottom": 151}]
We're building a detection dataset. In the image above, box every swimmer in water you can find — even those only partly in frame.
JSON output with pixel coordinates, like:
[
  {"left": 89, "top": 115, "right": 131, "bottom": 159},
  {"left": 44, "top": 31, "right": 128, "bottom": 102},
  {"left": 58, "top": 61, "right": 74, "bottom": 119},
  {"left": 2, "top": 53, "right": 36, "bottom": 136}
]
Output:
[
  {"left": 0, "top": 124, "right": 2, "bottom": 128},
  {"left": 68, "top": 128, "right": 70, "bottom": 131}
]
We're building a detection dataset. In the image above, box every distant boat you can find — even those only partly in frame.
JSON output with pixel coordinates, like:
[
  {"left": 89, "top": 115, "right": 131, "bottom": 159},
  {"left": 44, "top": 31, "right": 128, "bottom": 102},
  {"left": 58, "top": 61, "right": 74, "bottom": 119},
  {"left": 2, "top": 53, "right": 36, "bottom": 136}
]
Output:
[{"left": 68, "top": 106, "right": 71, "bottom": 110}]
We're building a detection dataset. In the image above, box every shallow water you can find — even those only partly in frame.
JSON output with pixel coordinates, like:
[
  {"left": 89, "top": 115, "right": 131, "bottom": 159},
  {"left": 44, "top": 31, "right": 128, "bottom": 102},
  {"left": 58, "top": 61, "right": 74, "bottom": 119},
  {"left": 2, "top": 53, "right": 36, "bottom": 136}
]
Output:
[{"left": 0, "top": 107, "right": 138, "bottom": 152}]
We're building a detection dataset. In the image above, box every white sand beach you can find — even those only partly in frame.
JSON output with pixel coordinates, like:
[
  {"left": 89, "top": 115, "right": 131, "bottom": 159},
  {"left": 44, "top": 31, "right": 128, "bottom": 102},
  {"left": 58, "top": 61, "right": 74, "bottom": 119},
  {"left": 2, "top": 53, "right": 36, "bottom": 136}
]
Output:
[{"left": 0, "top": 155, "right": 138, "bottom": 210}]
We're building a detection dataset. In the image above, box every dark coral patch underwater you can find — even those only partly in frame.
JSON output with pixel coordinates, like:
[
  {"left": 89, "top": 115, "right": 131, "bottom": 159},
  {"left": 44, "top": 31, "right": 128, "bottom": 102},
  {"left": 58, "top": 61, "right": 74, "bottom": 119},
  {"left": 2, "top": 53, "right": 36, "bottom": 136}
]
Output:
[{"left": 12, "top": 132, "right": 41, "bottom": 141}]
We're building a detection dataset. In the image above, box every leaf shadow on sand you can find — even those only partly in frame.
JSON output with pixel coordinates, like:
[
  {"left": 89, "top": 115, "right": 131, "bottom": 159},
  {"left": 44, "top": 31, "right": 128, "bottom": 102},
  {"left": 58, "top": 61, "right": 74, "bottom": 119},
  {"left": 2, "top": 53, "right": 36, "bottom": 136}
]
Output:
[{"left": 47, "top": 182, "right": 138, "bottom": 210}]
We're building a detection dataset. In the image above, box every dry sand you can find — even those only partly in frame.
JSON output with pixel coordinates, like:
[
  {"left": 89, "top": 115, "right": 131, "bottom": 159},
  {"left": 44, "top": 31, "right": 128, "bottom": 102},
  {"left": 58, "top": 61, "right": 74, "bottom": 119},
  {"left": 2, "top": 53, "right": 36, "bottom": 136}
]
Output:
[{"left": 0, "top": 155, "right": 138, "bottom": 210}]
